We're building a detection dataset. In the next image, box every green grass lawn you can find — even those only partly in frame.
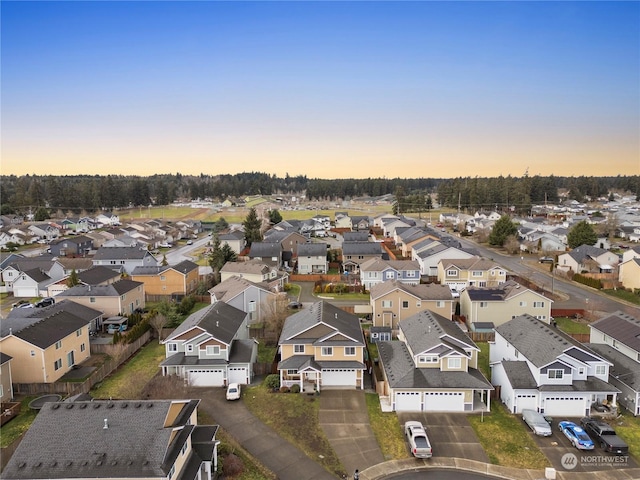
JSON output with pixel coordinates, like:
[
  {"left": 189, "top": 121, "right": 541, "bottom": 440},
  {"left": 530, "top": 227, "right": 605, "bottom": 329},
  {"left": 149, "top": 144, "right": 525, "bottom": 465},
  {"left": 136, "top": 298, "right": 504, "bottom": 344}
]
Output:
[
  {"left": 0, "top": 397, "right": 37, "bottom": 447},
  {"left": 286, "top": 283, "right": 301, "bottom": 299},
  {"left": 315, "top": 292, "right": 369, "bottom": 301},
  {"left": 614, "top": 410, "right": 640, "bottom": 461},
  {"left": 243, "top": 383, "right": 345, "bottom": 477},
  {"left": 554, "top": 316, "right": 590, "bottom": 334},
  {"left": 365, "top": 393, "right": 409, "bottom": 461},
  {"left": 603, "top": 289, "right": 640, "bottom": 306},
  {"left": 468, "top": 401, "right": 550, "bottom": 469},
  {"left": 476, "top": 342, "right": 490, "bottom": 378},
  {"left": 257, "top": 343, "right": 277, "bottom": 364}
]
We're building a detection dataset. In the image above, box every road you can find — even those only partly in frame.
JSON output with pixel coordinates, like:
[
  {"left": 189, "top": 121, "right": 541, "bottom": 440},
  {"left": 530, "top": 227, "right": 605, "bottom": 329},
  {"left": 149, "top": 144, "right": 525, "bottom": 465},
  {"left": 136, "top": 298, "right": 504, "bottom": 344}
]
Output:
[{"left": 164, "top": 236, "right": 211, "bottom": 264}]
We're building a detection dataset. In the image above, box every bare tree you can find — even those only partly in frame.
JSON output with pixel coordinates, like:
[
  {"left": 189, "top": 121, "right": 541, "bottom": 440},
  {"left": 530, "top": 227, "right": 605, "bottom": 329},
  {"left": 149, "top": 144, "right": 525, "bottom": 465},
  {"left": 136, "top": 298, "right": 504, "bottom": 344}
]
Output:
[
  {"left": 149, "top": 312, "right": 168, "bottom": 341},
  {"left": 504, "top": 235, "right": 520, "bottom": 255},
  {"left": 261, "top": 294, "right": 290, "bottom": 341}
]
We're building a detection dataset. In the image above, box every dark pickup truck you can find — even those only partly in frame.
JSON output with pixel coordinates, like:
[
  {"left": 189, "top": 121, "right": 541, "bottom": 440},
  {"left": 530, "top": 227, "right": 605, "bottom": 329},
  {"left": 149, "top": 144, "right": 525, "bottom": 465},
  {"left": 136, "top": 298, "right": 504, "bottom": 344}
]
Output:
[{"left": 580, "top": 417, "right": 629, "bottom": 455}]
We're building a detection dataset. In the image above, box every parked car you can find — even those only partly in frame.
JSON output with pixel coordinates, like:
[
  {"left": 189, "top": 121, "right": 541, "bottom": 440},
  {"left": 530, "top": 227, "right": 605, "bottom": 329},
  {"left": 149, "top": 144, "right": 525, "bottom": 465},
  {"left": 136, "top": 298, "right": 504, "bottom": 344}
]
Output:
[
  {"left": 558, "top": 421, "right": 594, "bottom": 450},
  {"left": 35, "top": 297, "right": 55, "bottom": 308},
  {"left": 539, "top": 256, "right": 554, "bottom": 264},
  {"left": 580, "top": 417, "right": 629, "bottom": 455},
  {"left": 186, "top": 240, "right": 193, "bottom": 245},
  {"left": 287, "top": 301, "right": 302, "bottom": 309},
  {"left": 158, "top": 242, "right": 172, "bottom": 248},
  {"left": 522, "top": 409, "right": 552, "bottom": 436},
  {"left": 226, "top": 383, "right": 241, "bottom": 401},
  {"left": 404, "top": 421, "right": 433, "bottom": 458}
]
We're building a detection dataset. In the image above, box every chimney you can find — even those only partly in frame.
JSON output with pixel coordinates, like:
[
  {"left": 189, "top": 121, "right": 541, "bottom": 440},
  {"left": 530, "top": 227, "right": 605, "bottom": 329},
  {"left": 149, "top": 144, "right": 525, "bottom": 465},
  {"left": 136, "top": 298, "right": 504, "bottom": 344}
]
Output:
[{"left": 103, "top": 419, "right": 108, "bottom": 430}]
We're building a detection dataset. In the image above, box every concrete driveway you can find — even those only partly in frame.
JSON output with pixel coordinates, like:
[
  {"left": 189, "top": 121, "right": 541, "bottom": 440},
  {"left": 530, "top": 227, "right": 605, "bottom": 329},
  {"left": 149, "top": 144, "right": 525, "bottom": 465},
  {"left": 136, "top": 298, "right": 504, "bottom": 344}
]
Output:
[
  {"left": 319, "top": 390, "right": 385, "bottom": 476},
  {"left": 396, "top": 412, "right": 489, "bottom": 463}
]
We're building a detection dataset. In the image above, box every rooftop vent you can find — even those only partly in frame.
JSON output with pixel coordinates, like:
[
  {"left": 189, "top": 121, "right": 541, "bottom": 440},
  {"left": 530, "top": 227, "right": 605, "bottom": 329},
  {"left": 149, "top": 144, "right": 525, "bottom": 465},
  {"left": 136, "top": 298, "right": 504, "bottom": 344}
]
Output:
[
  {"left": 103, "top": 418, "right": 108, "bottom": 430},
  {"left": 79, "top": 403, "right": 87, "bottom": 409}
]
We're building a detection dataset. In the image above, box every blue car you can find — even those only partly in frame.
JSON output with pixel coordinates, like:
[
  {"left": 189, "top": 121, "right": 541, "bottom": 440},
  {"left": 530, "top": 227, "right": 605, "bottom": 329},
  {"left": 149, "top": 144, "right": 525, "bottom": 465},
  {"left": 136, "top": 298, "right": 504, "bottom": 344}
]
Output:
[{"left": 558, "top": 421, "right": 594, "bottom": 450}]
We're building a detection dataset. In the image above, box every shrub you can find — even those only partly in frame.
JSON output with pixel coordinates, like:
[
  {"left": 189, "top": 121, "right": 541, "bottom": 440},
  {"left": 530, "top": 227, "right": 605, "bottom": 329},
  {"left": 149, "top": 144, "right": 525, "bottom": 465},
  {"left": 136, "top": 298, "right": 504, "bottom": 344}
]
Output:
[
  {"left": 223, "top": 453, "right": 244, "bottom": 477},
  {"left": 314, "top": 285, "right": 323, "bottom": 294},
  {"left": 283, "top": 283, "right": 292, "bottom": 291},
  {"left": 264, "top": 374, "right": 280, "bottom": 390},
  {"left": 324, "top": 284, "right": 333, "bottom": 293},
  {"left": 290, "top": 384, "right": 301, "bottom": 393},
  {"left": 279, "top": 386, "right": 290, "bottom": 393}
]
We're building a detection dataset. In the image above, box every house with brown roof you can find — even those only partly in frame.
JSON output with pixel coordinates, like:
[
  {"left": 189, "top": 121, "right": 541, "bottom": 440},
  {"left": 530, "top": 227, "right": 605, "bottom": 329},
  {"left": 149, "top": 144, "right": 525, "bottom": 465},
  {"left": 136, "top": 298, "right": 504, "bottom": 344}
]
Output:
[
  {"left": 220, "top": 259, "right": 285, "bottom": 288},
  {"left": 131, "top": 260, "right": 199, "bottom": 297},
  {"left": 436, "top": 256, "right": 507, "bottom": 291}
]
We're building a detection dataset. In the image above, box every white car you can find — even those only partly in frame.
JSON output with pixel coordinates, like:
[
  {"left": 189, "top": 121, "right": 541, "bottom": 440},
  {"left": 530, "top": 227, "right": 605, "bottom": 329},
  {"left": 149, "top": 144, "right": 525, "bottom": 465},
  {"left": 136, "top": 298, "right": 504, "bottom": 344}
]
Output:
[
  {"left": 404, "top": 421, "right": 433, "bottom": 458},
  {"left": 226, "top": 383, "right": 241, "bottom": 401}
]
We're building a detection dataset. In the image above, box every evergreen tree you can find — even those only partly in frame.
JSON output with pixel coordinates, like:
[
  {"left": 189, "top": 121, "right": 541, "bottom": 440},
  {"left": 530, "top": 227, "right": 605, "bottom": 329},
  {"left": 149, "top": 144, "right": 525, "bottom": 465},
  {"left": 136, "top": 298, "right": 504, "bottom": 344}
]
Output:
[
  {"left": 268, "top": 209, "right": 283, "bottom": 224},
  {"left": 34, "top": 206, "right": 50, "bottom": 221},
  {"left": 242, "top": 207, "right": 262, "bottom": 246},
  {"left": 67, "top": 269, "right": 80, "bottom": 287},
  {"left": 567, "top": 220, "right": 598, "bottom": 249},
  {"left": 488, "top": 215, "right": 518, "bottom": 246}
]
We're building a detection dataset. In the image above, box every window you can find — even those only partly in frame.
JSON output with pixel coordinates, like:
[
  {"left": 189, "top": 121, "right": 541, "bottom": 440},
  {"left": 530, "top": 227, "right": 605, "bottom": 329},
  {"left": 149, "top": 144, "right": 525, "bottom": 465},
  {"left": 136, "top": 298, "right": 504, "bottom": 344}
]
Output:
[
  {"left": 249, "top": 301, "right": 256, "bottom": 312},
  {"left": 533, "top": 301, "right": 545, "bottom": 308},
  {"left": 54, "top": 359, "right": 62, "bottom": 371},
  {"left": 447, "top": 269, "right": 458, "bottom": 277},
  {"left": 519, "top": 301, "right": 527, "bottom": 307},
  {"left": 472, "top": 271, "right": 483, "bottom": 277},
  {"left": 345, "top": 346, "right": 356, "bottom": 356},
  {"left": 416, "top": 301, "right": 421, "bottom": 308},
  {"left": 206, "top": 346, "right": 220, "bottom": 355},
  {"left": 81, "top": 343, "right": 86, "bottom": 352},
  {"left": 613, "top": 339, "right": 618, "bottom": 348},
  {"left": 478, "top": 281, "right": 487, "bottom": 287},
  {"left": 160, "top": 275, "right": 166, "bottom": 281},
  {"left": 76, "top": 328, "right": 82, "bottom": 336},
  {"left": 168, "top": 343, "right": 177, "bottom": 352},
  {"left": 448, "top": 357, "right": 461, "bottom": 369},
  {"left": 406, "top": 270, "right": 417, "bottom": 277},
  {"left": 548, "top": 369, "right": 563, "bottom": 379},
  {"left": 385, "top": 271, "right": 395, "bottom": 279},
  {"left": 55, "top": 340, "right": 62, "bottom": 350},
  {"left": 419, "top": 355, "right": 438, "bottom": 363},
  {"left": 90, "top": 297, "right": 96, "bottom": 303},
  {"left": 186, "top": 345, "right": 194, "bottom": 353},
  {"left": 294, "top": 344, "right": 305, "bottom": 353},
  {"left": 287, "top": 369, "right": 298, "bottom": 375},
  {"left": 479, "top": 302, "right": 488, "bottom": 308},
  {"left": 168, "top": 465, "right": 176, "bottom": 479},
  {"left": 578, "top": 367, "right": 585, "bottom": 375},
  {"left": 181, "top": 442, "right": 187, "bottom": 456},
  {"left": 30, "top": 350, "right": 36, "bottom": 357},
  {"left": 321, "top": 347, "right": 333, "bottom": 356},
  {"left": 381, "top": 300, "right": 392, "bottom": 308},
  {"left": 436, "top": 301, "right": 444, "bottom": 308},
  {"left": 595, "top": 365, "right": 606, "bottom": 375},
  {"left": 514, "top": 350, "right": 519, "bottom": 358},
  {"left": 402, "top": 301, "right": 409, "bottom": 309}
]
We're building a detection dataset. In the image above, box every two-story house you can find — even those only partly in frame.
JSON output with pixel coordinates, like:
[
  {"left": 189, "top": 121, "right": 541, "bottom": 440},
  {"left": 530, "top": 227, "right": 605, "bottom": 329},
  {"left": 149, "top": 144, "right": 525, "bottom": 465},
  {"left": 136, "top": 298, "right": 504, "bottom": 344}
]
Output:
[
  {"left": 2, "top": 398, "right": 219, "bottom": 480},
  {"left": 297, "top": 242, "right": 329, "bottom": 274},
  {"left": 219, "top": 230, "right": 247, "bottom": 254},
  {"left": 437, "top": 257, "right": 507, "bottom": 292},
  {"left": 48, "top": 235, "right": 93, "bottom": 257},
  {"left": 220, "top": 260, "right": 287, "bottom": 291},
  {"left": 209, "top": 275, "right": 277, "bottom": 324},
  {"left": 161, "top": 302, "right": 257, "bottom": 386},
  {"left": 56, "top": 279, "right": 145, "bottom": 316},
  {"left": 263, "top": 230, "right": 308, "bottom": 259},
  {"left": 1, "top": 300, "right": 101, "bottom": 384},
  {"left": 377, "top": 309, "right": 493, "bottom": 412},
  {"left": 370, "top": 280, "right": 454, "bottom": 330},
  {"left": 1, "top": 256, "right": 66, "bottom": 296},
  {"left": 341, "top": 241, "right": 385, "bottom": 274},
  {"left": 618, "top": 245, "right": 640, "bottom": 290},
  {"left": 277, "top": 301, "right": 366, "bottom": 392},
  {"left": 490, "top": 314, "right": 618, "bottom": 416},
  {"left": 27, "top": 223, "right": 60, "bottom": 242},
  {"left": 359, "top": 258, "right": 420, "bottom": 290},
  {"left": 557, "top": 244, "right": 619, "bottom": 274},
  {"left": 413, "top": 241, "right": 476, "bottom": 277},
  {"left": 587, "top": 311, "right": 640, "bottom": 416},
  {"left": 247, "top": 242, "right": 284, "bottom": 268},
  {"left": 460, "top": 280, "right": 552, "bottom": 330},
  {"left": 92, "top": 246, "right": 159, "bottom": 274},
  {"left": 131, "top": 260, "right": 199, "bottom": 297}
]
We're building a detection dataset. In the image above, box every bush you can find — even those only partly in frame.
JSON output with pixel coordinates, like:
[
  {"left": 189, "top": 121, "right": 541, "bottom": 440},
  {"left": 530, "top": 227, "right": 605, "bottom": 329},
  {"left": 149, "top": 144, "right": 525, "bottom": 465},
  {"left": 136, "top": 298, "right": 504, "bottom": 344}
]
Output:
[
  {"left": 177, "top": 295, "right": 196, "bottom": 315},
  {"left": 324, "top": 284, "right": 333, "bottom": 293},
  {"left": 290, "top": 384, "right": 301, "bottom": 393},
  {"left": 573, "top": 274, "right": 603, "bottom": 289},
  {"left": 264, "top": 374, "right": 280, "bottom": 390},
  {"left": 279, "top": 386, "right": 290, "bottom": 393},
  {"left": 223, "top": 453, "right": 244, "bottom": 477},
  {"left": 314, "top": 285, "right": 323, "bottom": 294}
]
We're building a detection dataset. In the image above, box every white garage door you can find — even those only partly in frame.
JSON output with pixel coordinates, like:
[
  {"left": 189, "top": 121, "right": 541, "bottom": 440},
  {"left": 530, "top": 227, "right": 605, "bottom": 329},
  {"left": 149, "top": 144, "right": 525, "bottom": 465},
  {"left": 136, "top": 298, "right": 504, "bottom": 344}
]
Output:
[
  {"left": 188, "top": 369, "right": 225, "bottom": 387},
  {"left": 322, "top": 369, "right": 356, "bottom": 387},
  {"left": 544, "top": 397, "right": 587, "bottom": 416},
  {"left": 516, "top": 394, "right": 538, "bottom": 413},
  {"left": 228, "top": 367, "right": 248, "bottom": 385},
  {"left": 424, "top": 391, "right": 465, "bottom": 412},
  {"left": 14, "top": 286, "right": 38, "bottom": 298},
  {"left": 395, "top": 392, "right": 422, "bottom": 411}
]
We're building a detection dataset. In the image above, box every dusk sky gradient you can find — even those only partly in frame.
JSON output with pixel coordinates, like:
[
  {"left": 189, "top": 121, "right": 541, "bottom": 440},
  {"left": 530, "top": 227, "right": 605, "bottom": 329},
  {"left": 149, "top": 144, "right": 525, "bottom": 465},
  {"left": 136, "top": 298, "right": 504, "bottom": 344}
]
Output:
[{"left": 1, "top": 1, "right": 639, "bottom": 179}]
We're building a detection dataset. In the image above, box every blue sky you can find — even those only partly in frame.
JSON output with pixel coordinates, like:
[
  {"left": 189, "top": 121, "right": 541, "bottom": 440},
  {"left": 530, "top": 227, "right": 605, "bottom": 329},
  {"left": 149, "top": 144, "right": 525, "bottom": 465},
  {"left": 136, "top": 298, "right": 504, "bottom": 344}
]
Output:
[{"left": 1, "top": 1, "right": 638, "bottom": 178}]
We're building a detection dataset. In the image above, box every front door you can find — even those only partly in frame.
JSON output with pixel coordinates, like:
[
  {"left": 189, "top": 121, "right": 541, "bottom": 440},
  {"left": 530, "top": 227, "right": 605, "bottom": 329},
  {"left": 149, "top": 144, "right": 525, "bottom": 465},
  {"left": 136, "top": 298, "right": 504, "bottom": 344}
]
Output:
[{"left": 67, "top": 350, "right": 75, "bottom": 367}]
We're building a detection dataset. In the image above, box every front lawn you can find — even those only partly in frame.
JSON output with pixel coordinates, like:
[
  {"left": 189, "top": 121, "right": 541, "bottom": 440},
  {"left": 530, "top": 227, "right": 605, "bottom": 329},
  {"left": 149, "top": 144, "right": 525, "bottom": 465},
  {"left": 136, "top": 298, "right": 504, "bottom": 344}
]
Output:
[
  {"left": 242, "top": 384, "right": 345, "bottom": 477},
  {"left": 468, "top": 401, "right": 550, "bottom": 469},
  {"left": 365, "top": 393, "right": 409, "bottom": 460}
]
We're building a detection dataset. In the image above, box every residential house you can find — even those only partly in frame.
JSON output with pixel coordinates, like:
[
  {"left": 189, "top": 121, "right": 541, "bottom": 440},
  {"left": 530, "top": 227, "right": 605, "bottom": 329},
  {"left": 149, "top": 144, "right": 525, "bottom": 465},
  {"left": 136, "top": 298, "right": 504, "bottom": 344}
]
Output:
[
  {"left": 1, "top": 353, "right": 13, "bottom": 402},
  {"left": 376, "top": 309, "right": 493, "bottom": 412},
  {"left": 370, "top": 280, "right": 454, "bottom": 330},
  {"left": 56, "top": 257, "right": 94, "bottom": 276},
  {"left": 209, "top": 276, "right": 277, "bottom": 324},
  {"left": 297, "top": 242, "right": 329, "bottom": 274},
  {"left": 490, "top": 314, "right": 619, "bottom": 416},
  {"left": 160, "top": 301, "right": 257, "bottom": 386},
  {"left": 48, "top": 235, "right": 93, "bottom": 257},
  {"left": 618, "top": 258, "right": 640, "bottom": 291},
  {"left": 95, "top": 211, "right": 120, "bottom": 227},
  {"left": 334, "top": 212, "right": 352, "bottom": 230},
  {"left": 131, "top": 260, "right": 199, "bottom": 297},
  {"left": 56, "top": 279, "right": 145, "bottom": 316},
  {"left": 413, "top": 241, "right": 475, "bottom": 277},
  {"left": 588, "top": 311, "right": 640, "bottom": 415},
  {"left": 60, "top": 217, "right": 89, "bottom": 234},
  {"left": 1, "top": 257, "right": 66, "bottom": 295},
  {"left": 247, "top": 242, "right": 283, "bottom": 268},
  {"left": 0, "top": 214, "right": 24, "bottom": 227},
  {"left": 220, "top": 260, "right": 286, "bottom": 291},
  {"left": 11, "top": 268, "right": 54, "bottom": 298},
  {"left": 341, "top": 241, "right": 384, "bottom": 273},
  {"left": 0, "top": 227, "right": 28, "bottom": 248},
  {"left": 0, "top": 300, "right": 101, "bottom": 383},
  {"left": 351, "top": 215, "right": 371, "bottom": 231},
  {"left": 342, "top": 231, "right": 369, "bottom": 242},
  {"left": 381, "top": 218, "right": 412, "bottom": 238},
  {"left": 277, "top": 301, "right": 366, "bottom": 391},
  {"left": 437, "top": 257, "right": 508, "bottom": 292},
  {"left": 92, "top": 246, "right": 159, "bottom": 274},
  {"left": 46, "top": 265, "right": 122, "bottom": 297},
  {"left": 102, "top": 234, "right": 142, "bottom": 248},
  {"left": 557, "top": 245, "right": 619, "bottom": 274},
  {"left": 519, "top": 230, "right": 566, "bottom": 254},
  {"left": 27, "top": 223, "right": 60, "bottom": 242},
  {"left": 263, "top": 230, "right": 308, "bottom": 259},
  {"left": 219, "top": 230, "right": 246, "bottom": 254},
  {"left": 2, "top": 399, "right": 219, "bottom": 480},
  {"left": 359, "top": 258, "right": 420, "bottom": 290}
]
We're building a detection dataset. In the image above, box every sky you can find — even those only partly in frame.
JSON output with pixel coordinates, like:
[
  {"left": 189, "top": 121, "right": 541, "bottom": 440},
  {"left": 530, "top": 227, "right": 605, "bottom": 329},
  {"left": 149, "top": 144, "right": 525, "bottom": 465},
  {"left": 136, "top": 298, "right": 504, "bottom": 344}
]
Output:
[{"left": 1, "top": 1, "right": 639, "bottom": 179}]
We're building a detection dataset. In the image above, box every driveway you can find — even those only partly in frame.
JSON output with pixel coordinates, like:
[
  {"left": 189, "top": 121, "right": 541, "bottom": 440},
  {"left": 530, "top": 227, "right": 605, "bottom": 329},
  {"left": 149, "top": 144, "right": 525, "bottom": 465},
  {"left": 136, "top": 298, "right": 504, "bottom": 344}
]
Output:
[
  {"left": 319, "top": 390, "right": 385, "bottom": 475},
  {"left": 396, "top": 412, "right": 489, "bottom": 463}
]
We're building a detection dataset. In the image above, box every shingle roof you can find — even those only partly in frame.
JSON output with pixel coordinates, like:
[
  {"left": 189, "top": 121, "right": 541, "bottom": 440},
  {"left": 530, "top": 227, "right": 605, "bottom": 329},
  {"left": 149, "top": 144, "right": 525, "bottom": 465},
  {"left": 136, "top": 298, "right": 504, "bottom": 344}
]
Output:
[
  {"left": 297, "top": 243, "right": 328, "bottom": 256},
  {"left": 466, "top": 280, "right": 546, "bottom": 302},
  {"left": 93, "top": 246, "right": 150, "bottom": 260},
  {"left": 590, "top": 311, "right": 640, "bottom": 353},
  {"left": 248, "top": 242, "right": 282, "bottom": 258},
  {"left": 565, "top": 244, "right": 609, "bottom": 263},
  {"left": 586, "top": 343, "right": 640, "bottom": 390},
  {"left": 166, "top": 302, "right": 247, "bottom": 346},
  {"left": 342, "top": 232, "right": 369, "bottom": 242},
  {"left": 359, "top": 258, "right": 419, "bottom": 272},
  {"left": 341, "top": 241, "right": 383, "bottom": 256},
  {"left": 77, "top": 266, "right": 122, "bottom": 285},
  {"left": 370, "top": 280, "right": 453, "bottom": 301},
  {"left": 501, "top": 361, "right": 537, "bottom": 389},
  {"left": 209, "top": 276, "right": 272, "bottom": 303},
  {"left": 220, "top": 260, "right": 270, "bottom": 275},
  {"left": 57, "top": 279, "right": 143, "bottom": 298}
]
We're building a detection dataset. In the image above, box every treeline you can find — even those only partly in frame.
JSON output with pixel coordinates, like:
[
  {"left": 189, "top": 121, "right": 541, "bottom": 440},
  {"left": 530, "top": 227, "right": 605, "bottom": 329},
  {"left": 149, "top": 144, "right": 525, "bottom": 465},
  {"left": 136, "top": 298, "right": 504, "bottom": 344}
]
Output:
[{"left": 0, "top": 172, "right": 637, "bottom": 216}]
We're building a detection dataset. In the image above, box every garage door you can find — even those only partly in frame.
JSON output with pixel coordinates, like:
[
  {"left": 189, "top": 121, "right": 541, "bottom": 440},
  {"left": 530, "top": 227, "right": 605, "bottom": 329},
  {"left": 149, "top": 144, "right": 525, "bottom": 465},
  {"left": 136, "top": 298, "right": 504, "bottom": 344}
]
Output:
[
  {"left": 516, "top": 394, "right": 538, "bottom": 413},
  {"left": 424, "top": 391, "right": 465, "bottom": 412},
  {"left": 395, "top": 392, "right": 422, "bottom": 411},
  {"left": 228, "top": 367, "right": 248, "bottom": 385},
  {"left": 322, "top": 369, "right": 356, "bottom": 387},
  {"left": 14, "top": 286, "right": 38, "bottom": 298},
  {"left": 188, "top": 369, "right": 225, "bottom": 387},
  {"left": 543, "top": 397, "right": 587, "bottom": 416}
]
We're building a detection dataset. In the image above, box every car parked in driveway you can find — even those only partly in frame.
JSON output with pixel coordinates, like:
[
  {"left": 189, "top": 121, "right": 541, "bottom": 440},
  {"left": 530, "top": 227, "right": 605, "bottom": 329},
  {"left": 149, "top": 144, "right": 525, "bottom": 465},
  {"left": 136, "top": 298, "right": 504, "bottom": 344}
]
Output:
[
  {"left": 580, "top": 417, "right": 629, "bottom": 455},
  {"left": 558, "top": 421, "right": 594, "bottom": 450},
  {"left": 522, "top": 409, "right": 552, "bottom": 436},
  {"left": 226, "top": 383, "right": 241, "bottom": 401},
  {"left": 404, "top": 421, "right": 433, "bottom": 458}
]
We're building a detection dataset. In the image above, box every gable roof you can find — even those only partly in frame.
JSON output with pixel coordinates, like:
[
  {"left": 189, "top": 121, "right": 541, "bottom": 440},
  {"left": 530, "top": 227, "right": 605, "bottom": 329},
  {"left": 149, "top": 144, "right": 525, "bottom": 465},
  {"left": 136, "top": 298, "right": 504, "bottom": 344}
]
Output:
[
  {"left": 77, "top": 266, "right": 122, "bottom": 285},
  {"left": 57, "top": 279, "right": 143, "bottom": 298},
  {"left": 131, "top": 260, "right": 198, "bottom": 277},
  {"left": 564, "top": 244, "right": 609, "bottom": 263},
  {"left": 248, "top": 242, "right": 282, "bottom": 258},
  {"left": 465, "top": 280, "right": 547, "bottom": 302},
  {"left": 93, "top": 246, "right": 151, "bottom": 260},
  {"left": 438, "top": 256, "right": 502, "bottom": 272},
  {"left": 341, "top": 241, "right": 384, "bottom": 256},
  {"left": 370, "top": 280, "right": 453, "bottom": 301},
  {"left": 166, "top": 302, "right": 246, "bottom": 345},
  {"left": 342, "top": 231, "right": 370, "bottom": 242},
  {"left": 359, "top": 258, "right": 419, "bottom": 272},
  {"left": 220, "top": 260, "right": 270, "bottom": 276},
  {"left": 590, "top": 311, "right": 640, "bottom": 353},
  {"left": 297, "top": 242, "right": 327, "bottom": 257},
  {"left": 210, "top": 276, "right": 272, "bottom": 303}
]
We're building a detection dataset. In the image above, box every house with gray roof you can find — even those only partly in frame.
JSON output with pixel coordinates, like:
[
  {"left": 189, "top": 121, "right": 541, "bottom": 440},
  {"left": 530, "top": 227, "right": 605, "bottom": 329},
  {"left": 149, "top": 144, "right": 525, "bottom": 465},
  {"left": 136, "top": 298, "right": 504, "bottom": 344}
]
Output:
[
  {"left": 342, "top": 231, "right": 369, "bottom": 242},
  {"left": 48, "top": 235, "right": 94, "bottom": 257},
  {"left": 588, "top": 311, "right": 640, "bottom": 416},
  {"left": 220, "top": 259, "right": 286, "bottom": 290},
  {"left": 341, "top": 241, "right": 384, "bottom": 273},
  {"left": 490, "top": 314, "right": 619, "bottom": 416},
  {"left": 376, "top": 309, "right": 493, "bottom": 412},
  {"left": 412, "top": 241, "right": 475, "bottom": 277},
  {"left": 209, "top": 275, "right": 277, "bottom": 324},
  {"left": 277, "top": 301, "right": 366, "bottom": 392},
  {"left": 161, "top": 302, "right": 257, "bottom": 386},
  {"left": 358, "top": 258, "right": 420, "bottom": 290},
  {"left": 297, "top": 242, "right": 328, "bottom": 274},
  {"left": 2, "top": 399, "right": 219, "bottom": 480},
  {"left": 219, "top": 229, "right": 246, "bottom": 254},
  {"left": 247, "top": 242, "right": 284, "bottom": 268},
  {"left": 92, "top": 246, "right": 159, "bottom": 274},
  {"left": 1, "top": 257, "right": 66, "bottom": 296},
  {"left": 56, "top": 279, "right": 145, "bottom": 317},
  {"left": 557, "top": 244, "right": 619, "bottom": 274}
]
